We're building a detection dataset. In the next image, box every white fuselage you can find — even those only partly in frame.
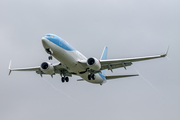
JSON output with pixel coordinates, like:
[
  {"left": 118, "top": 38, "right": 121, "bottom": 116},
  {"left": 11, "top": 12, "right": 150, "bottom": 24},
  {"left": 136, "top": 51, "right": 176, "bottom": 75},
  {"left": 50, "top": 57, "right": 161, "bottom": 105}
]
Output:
[{"left": 42, "top": 36, "right": 105, "bottom": 84}]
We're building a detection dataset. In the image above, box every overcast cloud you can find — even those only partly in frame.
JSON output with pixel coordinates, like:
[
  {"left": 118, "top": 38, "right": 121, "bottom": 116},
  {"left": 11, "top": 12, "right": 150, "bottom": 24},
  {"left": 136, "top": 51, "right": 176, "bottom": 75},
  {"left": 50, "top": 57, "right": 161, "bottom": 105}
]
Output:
[{"left": 1, "top": 0, "right": 180, "bottom": 120}]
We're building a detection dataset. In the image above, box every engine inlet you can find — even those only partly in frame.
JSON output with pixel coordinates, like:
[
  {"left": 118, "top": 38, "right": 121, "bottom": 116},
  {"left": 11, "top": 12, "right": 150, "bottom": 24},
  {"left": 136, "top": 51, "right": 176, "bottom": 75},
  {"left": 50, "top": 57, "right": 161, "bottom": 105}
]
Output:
[
  {"left": 41, "top": 62, "right": 48, "bottom": 69},
  {"left": 87, "top": 58, "right": 95, "bottom": 65}
]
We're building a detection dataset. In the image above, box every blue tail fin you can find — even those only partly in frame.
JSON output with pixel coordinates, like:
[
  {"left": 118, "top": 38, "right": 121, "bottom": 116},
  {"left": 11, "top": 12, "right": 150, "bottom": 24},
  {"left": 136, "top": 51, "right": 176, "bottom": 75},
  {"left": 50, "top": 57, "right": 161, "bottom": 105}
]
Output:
[{"left": 100, "top": 46, "right": 108, "bottom": 75}]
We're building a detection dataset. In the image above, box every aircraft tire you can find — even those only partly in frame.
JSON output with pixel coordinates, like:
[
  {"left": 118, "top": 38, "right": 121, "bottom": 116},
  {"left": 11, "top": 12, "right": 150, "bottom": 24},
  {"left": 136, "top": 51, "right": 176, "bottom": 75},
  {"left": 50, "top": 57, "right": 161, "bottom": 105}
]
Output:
[
  {"left": 92, "top": 74, "right": 95, "bottom": 80},
  {"left": 48, "top": 56, "right": 52, "bottom": 60},
  {"left": 65, "top": 77, "right": 69, "bottom": 82},
  {"left": 61, "top": 77, "right": 65, "bottom": 83},
  {"left": 88, "top": 75, "right": 91, "bottom": 80}
]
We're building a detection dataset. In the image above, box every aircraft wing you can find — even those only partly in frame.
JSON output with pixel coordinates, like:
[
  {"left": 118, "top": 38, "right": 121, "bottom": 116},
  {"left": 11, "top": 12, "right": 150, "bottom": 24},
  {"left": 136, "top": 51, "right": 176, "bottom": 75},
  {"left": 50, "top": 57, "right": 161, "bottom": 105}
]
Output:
[
  {"left": 100, "top": 52, "right": 167, "bottom": 70},
  {"left": 10, "top": 66, "right": 40, "bottom": 71},
  {"left": 78, "top": 49, "right": 168, "bottom": 71},
  {"left": 8, "top": 61, "right": 72, "bottom": 77},
  {"left": 100, "top": 53, "right": 167, "bottom": 65}
]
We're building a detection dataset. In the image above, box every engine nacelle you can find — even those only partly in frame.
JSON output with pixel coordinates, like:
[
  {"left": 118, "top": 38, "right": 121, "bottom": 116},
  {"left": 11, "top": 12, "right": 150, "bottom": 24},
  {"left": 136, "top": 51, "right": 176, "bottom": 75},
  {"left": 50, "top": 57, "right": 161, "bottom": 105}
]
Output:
[
  {"left": 87, "top": 57, "right": 101, "bottom": 71},
  {"left": 40, "top": 62, "right": 54, "bottom": 75}
]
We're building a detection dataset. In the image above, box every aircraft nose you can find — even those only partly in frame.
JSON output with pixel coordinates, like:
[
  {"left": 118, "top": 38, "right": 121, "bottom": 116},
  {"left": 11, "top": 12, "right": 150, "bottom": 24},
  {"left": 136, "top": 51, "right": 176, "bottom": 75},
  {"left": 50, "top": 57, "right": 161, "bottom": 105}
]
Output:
[{"left": 42, "top": 37, "right": 49, "bottom": 48}]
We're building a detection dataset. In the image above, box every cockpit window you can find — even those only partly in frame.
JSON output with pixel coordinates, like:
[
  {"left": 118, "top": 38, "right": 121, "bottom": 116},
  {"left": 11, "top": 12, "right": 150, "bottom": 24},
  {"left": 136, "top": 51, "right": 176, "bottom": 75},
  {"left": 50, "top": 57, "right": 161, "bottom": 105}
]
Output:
[{"left": 46, "top": 35, "right": 55, "bottom": 38}]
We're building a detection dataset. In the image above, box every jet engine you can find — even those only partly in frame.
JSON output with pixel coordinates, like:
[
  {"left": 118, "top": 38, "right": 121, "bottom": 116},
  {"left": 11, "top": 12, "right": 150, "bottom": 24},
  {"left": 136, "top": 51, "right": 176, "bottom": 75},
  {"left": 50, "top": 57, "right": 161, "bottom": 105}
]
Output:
[
  {"left": 87, "top": 57, "right": 101, "bottom": 71},
  {"left": 40, "top": 62, "right": 54, "bottom": 75}
]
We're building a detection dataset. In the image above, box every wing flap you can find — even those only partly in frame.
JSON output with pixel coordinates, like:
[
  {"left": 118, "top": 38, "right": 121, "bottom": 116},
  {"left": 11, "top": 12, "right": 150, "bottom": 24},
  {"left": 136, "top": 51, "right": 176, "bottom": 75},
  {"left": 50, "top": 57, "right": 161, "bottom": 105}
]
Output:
[{"left": 101, "top": 62, "right": 132, "bottom": 71}]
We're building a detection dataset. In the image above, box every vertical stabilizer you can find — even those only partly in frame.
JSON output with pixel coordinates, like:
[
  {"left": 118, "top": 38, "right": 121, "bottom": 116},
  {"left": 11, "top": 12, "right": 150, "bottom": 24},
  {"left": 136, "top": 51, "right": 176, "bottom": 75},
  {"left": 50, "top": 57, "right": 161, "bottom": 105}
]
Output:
[{"left": 100, "top": 46, "right": 108, "bottom": 75}]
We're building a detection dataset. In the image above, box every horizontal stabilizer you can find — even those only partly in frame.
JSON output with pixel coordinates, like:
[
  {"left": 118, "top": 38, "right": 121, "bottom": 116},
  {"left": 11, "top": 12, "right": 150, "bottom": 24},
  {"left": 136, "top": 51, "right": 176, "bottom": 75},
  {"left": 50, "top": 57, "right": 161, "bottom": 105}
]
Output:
[
  {"left": 77, "top": 79, "right": 84, "bottom": 81},
  {"left": 106, "top": 74, "right": 139, "bottom": 80}
]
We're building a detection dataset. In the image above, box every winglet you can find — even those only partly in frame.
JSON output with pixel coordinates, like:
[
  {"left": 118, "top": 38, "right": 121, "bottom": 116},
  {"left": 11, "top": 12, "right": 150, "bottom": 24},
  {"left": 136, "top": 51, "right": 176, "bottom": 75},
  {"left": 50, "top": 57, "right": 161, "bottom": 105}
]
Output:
[
  {"left": 161, "top": 46, "right": 169, "bottom": 57},
  {"left": 8, "top": 60, "right": 12, "bottom": 75},
  {"left": 166, "top": 45, "right": 170, "bottom": 56}
]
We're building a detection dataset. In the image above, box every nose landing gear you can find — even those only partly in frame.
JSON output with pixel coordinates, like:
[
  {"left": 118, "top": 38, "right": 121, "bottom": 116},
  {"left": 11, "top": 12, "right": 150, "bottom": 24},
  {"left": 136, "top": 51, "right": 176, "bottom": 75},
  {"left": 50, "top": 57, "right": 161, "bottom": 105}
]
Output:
[
  {"left": 48, "top": 56, "right": 53, "bottom": 60},
  {"left": 46, "top": 48, "right": 53, "bottom": 60}
]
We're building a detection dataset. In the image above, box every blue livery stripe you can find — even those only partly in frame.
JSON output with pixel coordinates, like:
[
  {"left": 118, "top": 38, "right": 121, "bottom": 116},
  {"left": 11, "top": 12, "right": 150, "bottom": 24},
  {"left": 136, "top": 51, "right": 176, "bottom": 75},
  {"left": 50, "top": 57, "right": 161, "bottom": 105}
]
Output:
[
  {"left": 44, "top": 34, "right": 76, "bottom": 51},
  {"left": 98, "top": 73, "right": 106, "bottom": 81}
]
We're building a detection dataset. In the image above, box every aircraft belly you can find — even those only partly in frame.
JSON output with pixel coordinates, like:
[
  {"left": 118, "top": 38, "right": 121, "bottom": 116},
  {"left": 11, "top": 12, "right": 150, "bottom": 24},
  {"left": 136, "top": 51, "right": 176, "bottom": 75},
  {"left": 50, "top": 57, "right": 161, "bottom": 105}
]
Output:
[{"left": 47, "top": 41, "right": 86, "bottom": 73}]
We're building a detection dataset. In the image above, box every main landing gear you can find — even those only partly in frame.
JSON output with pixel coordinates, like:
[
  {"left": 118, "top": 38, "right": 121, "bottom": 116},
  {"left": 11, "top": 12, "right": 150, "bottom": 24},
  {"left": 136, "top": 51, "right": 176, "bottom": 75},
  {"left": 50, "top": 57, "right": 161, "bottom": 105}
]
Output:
[
  {"left": 61, "top": 77, "right": 69, "bottom": 83},
  {"left": 88, "top": 74, "right": 95, "bottom": 80}
]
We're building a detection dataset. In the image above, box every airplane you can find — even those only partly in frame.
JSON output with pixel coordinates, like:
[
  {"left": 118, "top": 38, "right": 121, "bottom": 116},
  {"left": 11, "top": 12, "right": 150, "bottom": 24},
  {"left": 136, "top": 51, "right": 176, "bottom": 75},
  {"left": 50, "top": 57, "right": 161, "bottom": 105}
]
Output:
[{"left": 8, "top": 34, "right": 168, "bottom": 85}]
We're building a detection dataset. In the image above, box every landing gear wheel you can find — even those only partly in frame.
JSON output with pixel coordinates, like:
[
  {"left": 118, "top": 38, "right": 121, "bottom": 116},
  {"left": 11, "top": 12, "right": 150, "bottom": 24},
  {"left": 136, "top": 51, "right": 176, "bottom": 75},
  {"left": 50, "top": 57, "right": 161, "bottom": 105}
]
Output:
[
  {"left": 65, "top": 77, "right": 69, "bottom": 82},
  {"left": 61, "top": 77, "right": 65, "bottom": 83},
  {"left": 48, "top": 56, "right": 52, "bottom": 60},
  {"left": 92, "top": 74, "right": 95, "bottom": 80},
  {"left": 88, "top": 75, "right": 91, "bottom": 80}
]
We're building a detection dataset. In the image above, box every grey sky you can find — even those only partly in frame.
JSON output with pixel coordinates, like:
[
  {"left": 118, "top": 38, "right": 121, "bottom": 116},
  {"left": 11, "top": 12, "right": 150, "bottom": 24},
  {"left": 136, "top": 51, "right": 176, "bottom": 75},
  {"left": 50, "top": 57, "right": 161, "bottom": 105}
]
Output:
[{"left": 1, "top": 0, "right": 180, "bottom": 120}]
